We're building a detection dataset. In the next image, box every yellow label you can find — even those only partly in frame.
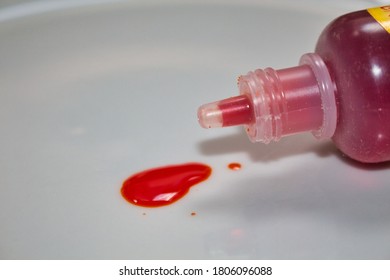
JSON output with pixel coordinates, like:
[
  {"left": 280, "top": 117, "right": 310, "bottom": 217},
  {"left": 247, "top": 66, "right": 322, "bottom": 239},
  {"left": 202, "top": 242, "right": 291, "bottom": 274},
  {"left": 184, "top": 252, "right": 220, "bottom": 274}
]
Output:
[{"left": 367, "top": 6, "right": 390, "bottom": 34}]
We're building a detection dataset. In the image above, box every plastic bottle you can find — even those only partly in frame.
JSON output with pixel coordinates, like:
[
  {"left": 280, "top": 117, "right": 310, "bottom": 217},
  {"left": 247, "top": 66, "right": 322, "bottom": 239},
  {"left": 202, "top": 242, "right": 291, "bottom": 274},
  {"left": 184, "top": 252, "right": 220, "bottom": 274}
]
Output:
[{"left": 197, "top": 6, "right": 390, "bottom": 163}]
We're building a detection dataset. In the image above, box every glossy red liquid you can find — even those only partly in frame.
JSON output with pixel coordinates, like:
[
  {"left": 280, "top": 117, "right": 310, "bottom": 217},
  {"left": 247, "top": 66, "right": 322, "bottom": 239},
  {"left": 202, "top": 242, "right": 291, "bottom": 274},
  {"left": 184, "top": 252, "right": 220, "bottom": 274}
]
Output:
[
  {"left": 228, "top": 162, "right": 242, "bottom": 170},
  {"left": 316, "top": 10, "right": 390, "bottom": 163},
  {"left": 219, "top": 95, "right": 254, "bottom": 126},
  {"left": 121, "top": 163, "right": 212, "bottom": 207}
]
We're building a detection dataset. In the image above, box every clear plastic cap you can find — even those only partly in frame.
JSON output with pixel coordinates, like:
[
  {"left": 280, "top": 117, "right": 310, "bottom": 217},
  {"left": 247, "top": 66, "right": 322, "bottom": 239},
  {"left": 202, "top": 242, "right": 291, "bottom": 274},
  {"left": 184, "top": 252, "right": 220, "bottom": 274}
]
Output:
[{"left": 197, "top": 53, "right": 337, "bottom": 143}]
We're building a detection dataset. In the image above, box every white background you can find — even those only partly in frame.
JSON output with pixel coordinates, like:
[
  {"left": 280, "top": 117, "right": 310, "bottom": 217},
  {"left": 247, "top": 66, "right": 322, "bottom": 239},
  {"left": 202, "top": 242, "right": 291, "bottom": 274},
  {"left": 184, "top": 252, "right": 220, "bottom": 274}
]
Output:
[{"left": 0, "top": 0, "right": 390, "bottom": 260}]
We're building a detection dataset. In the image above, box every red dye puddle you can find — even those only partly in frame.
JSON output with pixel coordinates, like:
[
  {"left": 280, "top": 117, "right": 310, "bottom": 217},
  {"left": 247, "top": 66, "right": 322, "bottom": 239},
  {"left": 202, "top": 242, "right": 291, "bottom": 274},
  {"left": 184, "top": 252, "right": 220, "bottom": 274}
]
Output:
[
  {"left": 228, "top": 162, "right": 242, "bottom": 170},
  {"left": 121, "top": 163, "right": 212, "bottom": 207},
  {"left": 191, "top": 212, "right": 197, "bottom": 216}
]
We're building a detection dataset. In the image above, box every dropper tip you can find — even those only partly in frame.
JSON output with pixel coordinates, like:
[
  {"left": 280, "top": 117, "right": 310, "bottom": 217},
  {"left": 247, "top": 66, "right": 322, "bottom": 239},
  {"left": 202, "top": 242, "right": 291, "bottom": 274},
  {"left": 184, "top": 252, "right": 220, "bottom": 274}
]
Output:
[{"left": 197, "top": 102, "right": 223, "bottom": 129}]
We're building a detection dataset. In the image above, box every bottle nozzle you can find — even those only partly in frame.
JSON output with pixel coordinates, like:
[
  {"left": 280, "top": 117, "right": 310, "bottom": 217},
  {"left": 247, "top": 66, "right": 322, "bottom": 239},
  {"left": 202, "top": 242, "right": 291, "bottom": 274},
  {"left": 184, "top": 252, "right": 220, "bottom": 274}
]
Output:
[
  {"left": 197, "top": 53, "right": 337, "bottom": 143},
  {"left": 197, "top": 95, "right": 254, "bottom": 129}
]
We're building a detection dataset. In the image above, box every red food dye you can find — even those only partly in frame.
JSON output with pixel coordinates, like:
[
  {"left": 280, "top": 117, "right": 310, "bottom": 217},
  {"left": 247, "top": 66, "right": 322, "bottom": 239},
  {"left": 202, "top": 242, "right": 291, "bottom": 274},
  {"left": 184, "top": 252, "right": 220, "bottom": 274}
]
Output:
[
  {"left": 228, "top": 162, "right": 242, "bottom": 170},
  {"left": 315, "top": 9, "right": 390, "bottom": 163},
  {"left": 218, "top": 95, "right": 254, "bottom": 127},
  {"left": 121, "top": 163, "right": 212, "bottom": 207},
  {"left": 198, "top": 9, "right": 390, "bottom": 163},
  {"left": 191, "top": 212, "right": 196, "bottom": 216}
]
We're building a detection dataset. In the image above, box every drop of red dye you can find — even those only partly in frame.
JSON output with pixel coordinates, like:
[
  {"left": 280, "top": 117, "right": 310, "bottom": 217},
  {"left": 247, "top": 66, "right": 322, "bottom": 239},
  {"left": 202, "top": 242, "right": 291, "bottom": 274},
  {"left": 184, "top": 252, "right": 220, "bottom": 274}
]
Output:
[
  {"left": 228, "top": 162, "right": 242, "bottom": 170},
  {"left": 191, "top": 212, "right": 197, "bottom": 216},
  {"left": 121, "top": 163, "right": 212, "bottom": 207}
]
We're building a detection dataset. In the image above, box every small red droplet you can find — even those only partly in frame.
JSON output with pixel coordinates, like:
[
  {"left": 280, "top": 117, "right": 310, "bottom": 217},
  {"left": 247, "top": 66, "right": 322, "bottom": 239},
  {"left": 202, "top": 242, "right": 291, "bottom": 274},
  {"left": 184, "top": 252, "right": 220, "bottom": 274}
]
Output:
[
  {"left": 191, "top": 212, "right": 196, "bottom": 216},
  {"left": 228, "top": 162, "right": 242, "bottom": 170}
]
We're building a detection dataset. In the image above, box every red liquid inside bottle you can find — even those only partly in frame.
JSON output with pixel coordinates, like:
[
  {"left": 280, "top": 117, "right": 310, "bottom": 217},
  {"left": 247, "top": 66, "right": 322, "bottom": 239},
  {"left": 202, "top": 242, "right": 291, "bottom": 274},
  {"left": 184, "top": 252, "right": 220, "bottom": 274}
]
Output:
[
  {"left": 197, "top": 6, "right": 390, "bottom": 163},
  {"left": 316, "top": 9, "right": 390, "bottom": 163}
]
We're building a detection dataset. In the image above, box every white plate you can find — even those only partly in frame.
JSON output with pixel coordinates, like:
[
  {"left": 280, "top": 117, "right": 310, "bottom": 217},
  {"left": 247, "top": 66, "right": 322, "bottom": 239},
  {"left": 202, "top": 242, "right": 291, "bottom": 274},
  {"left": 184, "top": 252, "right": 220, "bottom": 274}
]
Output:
[{"left": 1, "top": 0, "right": 389, "bottom": 259}]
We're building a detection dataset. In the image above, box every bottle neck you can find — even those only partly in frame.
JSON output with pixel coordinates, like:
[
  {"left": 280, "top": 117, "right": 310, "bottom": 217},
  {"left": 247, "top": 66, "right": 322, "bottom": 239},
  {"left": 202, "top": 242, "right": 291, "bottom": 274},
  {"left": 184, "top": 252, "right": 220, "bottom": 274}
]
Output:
[{"left": 238, "top": 53, "right": 337, "bottom": 143}]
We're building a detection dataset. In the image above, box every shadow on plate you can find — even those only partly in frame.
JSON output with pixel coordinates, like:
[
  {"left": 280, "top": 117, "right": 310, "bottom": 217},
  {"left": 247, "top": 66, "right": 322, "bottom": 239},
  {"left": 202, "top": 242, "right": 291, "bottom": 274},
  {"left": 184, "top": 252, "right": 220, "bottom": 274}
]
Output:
[{"left": 197, "top": 130, "right": 390, "bottom": 170}]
